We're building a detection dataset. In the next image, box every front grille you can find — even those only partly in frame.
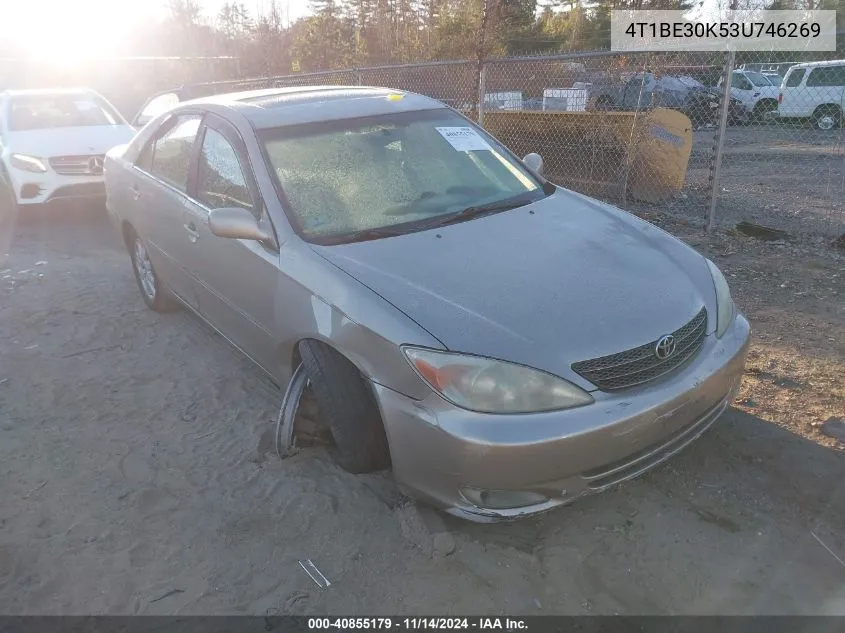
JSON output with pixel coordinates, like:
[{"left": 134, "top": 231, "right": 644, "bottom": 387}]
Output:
[
  {"left": 572, "top": 307, "right": 708, "bottom": 391},
  {"left": 49, "top": 155, "right": 104, "bottom": 176}
]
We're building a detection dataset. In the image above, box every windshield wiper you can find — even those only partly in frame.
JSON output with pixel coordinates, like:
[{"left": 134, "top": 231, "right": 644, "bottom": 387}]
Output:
[
  {"left": 319, "top": 226, "right": 406, "bottom": 245},
  {"left": 316, "top": 193, "right": 546, "bottom": 245},
  {"left": 415, "top": 197, "right": 534, "bottom": 230}
]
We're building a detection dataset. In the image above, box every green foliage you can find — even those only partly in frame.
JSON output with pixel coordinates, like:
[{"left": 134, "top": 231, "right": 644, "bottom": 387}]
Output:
[{"left": 80, "top": 0, "right": 842, "bottom": 72}]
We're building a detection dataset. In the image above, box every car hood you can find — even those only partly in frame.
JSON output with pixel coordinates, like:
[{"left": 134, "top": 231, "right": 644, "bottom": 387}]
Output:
[
  {"left": 5, "top": 125, "right": 136, "bottom": 157},
  {"left": 311, "top": 189, "right": 717, "bottom": 390}
]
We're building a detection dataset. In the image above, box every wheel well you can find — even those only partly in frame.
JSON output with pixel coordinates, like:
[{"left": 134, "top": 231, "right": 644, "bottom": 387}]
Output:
[
  {"left": 813, "top": 103, "right": 842, "bottom": 115},
  {"left": 291, "top": 343, "right": 303, "bottom": 375},
  {"left": 293, "top": 338, "right": 369, "bottom": 384},
  {"left": 293, "top": 338, "right": 371, "bottom": 380},
  {"left": 291, "top": 337, "right": 389, "bottom": 434},
  {"left": 756, "top": 98, "right": 778, "bottom": 106}
]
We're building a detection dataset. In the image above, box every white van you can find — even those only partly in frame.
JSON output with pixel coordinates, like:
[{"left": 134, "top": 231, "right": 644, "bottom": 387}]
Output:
[{"left": 777, "top": 59, "right": 845, "bottom": 130}]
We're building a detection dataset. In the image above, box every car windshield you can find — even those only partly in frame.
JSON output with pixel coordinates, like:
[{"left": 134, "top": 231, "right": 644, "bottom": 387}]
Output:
[
  {"left": 260, "top": 108, "right": 547, "bottom": 244},
  {"left": 744, "top": 71, "right": 775, "bottom": 87},
  {"left": 7, "top": 94, "right": 124, "bottom": 131}
]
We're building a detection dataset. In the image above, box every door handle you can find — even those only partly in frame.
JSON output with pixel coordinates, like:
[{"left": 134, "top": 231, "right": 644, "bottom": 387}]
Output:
[
  {"left": 130, "top": 185, "right": 141, "bottom": 201},
  {"left": 184, "top": 222, "right": 199, "bottom": 243}
]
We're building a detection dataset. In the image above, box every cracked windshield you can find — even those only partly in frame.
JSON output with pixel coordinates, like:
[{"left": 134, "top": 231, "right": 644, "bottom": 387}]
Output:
[{"left": 262, "top": 110, "right": 542, "bottom": 242}]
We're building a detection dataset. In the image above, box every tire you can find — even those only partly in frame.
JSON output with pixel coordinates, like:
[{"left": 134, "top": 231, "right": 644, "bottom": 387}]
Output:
[
  {"left": 752, "top": 100, "right": 777, "bottom": 123},
  {"left": 127, "top": 228, "right": 177, "bottom": 313},
  {"left": 298, "top": 340, "right": 390, "bottom": 474},
  {"left": 812, "top": 105, "right": 841, "bottom": 131},
  {"left": 0, "top": 164, "right": 18, "bottom": 212},
  {"left": 593, "top": 97, "right": 615, "bottom": 112}
]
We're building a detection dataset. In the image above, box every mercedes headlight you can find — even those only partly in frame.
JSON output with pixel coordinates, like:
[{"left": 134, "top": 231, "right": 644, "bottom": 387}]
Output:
[
  {"left": 10, "top": 154, "right": 48, "bottom": 173},
  {"left": 403, "top": 347, "right": 593, "bottom": 414},
  {"left": 706, "top": 259, "right": 735, "bottom": 338}
]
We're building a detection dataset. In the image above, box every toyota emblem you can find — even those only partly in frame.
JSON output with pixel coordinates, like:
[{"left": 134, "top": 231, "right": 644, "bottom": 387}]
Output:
[
  {"left": 654, "top": 335, "right": 677, "bottom": 360},
  {"left": 88, "top": 156, "right": 104, "bottom": 175}
]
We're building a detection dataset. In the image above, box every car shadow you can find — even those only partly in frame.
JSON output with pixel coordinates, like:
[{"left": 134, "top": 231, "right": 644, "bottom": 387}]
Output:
[
  {"left": 442, "top": 406, "right": 845, "bottom": 614},
  {"left": 4, "top": 202, "right": 121, "bottom": 262}
]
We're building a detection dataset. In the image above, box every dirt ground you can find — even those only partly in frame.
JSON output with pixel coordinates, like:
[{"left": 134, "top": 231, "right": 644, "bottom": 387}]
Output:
[
  {"left": 1, "top": 206, "right": 843, "bottom": 616},
  {"left": 680, "top": 124, "right": 845, "bottom": 239}
]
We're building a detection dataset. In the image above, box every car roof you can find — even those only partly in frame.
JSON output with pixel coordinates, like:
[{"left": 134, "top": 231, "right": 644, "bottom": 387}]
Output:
[
  {"left": 181, "top": 85, "right": 448, "bottom": 129},
  {"left": 789, "top": 59, "right": 845, "bottom": 70}
]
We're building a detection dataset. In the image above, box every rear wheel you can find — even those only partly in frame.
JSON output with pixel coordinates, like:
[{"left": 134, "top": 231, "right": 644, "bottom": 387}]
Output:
[
  {"left": 128, "top": 229, "right": 177, "bottom": 312},
  {"left": 812, "top": 105, "right": 841, "bottom": 130},
  {"left": 298, "top": 340, "right": 390, "bottom": 474}
]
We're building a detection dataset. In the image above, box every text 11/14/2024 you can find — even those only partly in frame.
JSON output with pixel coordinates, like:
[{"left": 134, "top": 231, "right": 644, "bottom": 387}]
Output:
[{"left": 306, "top": 618, "right": 527, "bottom": 630}]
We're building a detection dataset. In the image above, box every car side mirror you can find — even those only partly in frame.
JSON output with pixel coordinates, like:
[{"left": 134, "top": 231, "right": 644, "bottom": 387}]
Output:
[
  {"left": 523, "top": 153, "right": 544, "bottom": 176},
  {"left": 208, "top": 207, "right": 277, "bottom": 248}
]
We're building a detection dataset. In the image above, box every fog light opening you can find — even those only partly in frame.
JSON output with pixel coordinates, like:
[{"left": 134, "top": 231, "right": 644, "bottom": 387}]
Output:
[
  {"left": 460, "top": 487, "right": 549, "bottom": 510},
  {"left": 20, "top": 183, "right": 42, "bottom": 200}
]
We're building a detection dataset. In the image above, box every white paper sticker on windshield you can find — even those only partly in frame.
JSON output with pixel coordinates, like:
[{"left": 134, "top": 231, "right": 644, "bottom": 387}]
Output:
[{"left": 436, "top": 127, "right": 492, "bottom": 152}]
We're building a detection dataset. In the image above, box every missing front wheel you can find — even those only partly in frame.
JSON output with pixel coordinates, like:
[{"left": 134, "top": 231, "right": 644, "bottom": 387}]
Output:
[{"left": 275, "top": 363, "right": 332, "bottom": 459}]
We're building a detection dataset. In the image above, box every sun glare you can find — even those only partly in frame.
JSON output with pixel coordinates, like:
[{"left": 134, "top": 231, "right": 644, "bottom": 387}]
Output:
[{"left": 5, "top": 0, "right": 127, "bottom": 64}]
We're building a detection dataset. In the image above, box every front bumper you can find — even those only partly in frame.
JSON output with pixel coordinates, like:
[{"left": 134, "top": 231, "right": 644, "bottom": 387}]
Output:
[
  {"left": 376, "top": 313, "right": 751, "bottom": 522},
  {"left": 5, "top": 167, "right": 105, "bottom": 206}
]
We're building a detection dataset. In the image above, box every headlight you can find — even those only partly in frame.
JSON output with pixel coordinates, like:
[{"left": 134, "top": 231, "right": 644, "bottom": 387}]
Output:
[
  {"left": 402, "top": 347, "right": 594, "bottom": 414},
  {"left": 706, "top": 259, "right": 735, "bottom": 338},
  {"left": 10, "top": 154, "right": 48, "bottom": 173}
]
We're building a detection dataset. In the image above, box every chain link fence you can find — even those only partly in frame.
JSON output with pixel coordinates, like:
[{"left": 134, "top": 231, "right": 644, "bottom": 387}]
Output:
[
  {"left": 163, "top": 51, "right": 724, "bottom": 223},
  {"left": 714, "top": 51, "right": 845, "bottom": 240},
  {"left": 477, "top": 51, "right": 725, "bottom": 221},
  {"left": 228, "top": 51, "right": 728, "bottom": 229},
  {"left": 8, "top": 49, "right": 843, "bottom": 241}
]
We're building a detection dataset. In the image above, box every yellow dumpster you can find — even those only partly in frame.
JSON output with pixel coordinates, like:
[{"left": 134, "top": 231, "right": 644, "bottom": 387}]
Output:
[{"left": 481, "top": 107, "right": 693, "bottom": 204}]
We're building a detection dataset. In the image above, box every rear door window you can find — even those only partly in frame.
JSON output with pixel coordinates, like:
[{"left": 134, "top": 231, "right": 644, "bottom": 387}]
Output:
[
  {"left": 785, "top": 69, "right": 806, "bottom": 88},
  {"left": 145, "top": 115, "right": 202, "bottom": 192},
  {"left": 806, "top": 66, "right": 845, "bottom": 88}
]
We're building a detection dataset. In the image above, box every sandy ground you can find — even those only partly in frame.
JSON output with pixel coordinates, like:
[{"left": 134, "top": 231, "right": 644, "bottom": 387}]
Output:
[
  {"left": 682, "top": 124, "right": 845, "bottom": 239},
  {"left": 1, "top": 206, "right": 844, "bottom": 616}
]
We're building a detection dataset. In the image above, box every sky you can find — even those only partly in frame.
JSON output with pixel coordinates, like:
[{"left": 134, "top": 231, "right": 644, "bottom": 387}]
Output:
[
  {"left": 0, "top": 0, "right": 769, "bottom": 62},
  {"left": 0, "top": 0, "right": 313, "bottom": 60}
]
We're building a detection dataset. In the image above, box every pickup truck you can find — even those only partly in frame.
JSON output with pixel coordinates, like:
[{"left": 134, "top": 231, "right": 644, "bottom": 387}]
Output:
[
  {"left": 588, "top": 72, "right": 746, "bottom": 128},
  {"left": 717, "top": 69, "right": 780, "bottom": 121}
]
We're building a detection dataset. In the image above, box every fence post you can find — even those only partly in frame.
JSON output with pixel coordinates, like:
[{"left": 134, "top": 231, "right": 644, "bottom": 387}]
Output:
[
  {"left": 474, "top": 0, "right": 490, "bottom": 126},
  {"left": 477, "top": 64, "right": 487, "bottom": 127},
  {"left": 356, "top": 68, "right": 362, "bottom": 86},
  {"left": 621, "top": 53, "right": 651, "bottom": 208},
  {"left": 707, "top": 49, "right": 735, "bottom": 233}
]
